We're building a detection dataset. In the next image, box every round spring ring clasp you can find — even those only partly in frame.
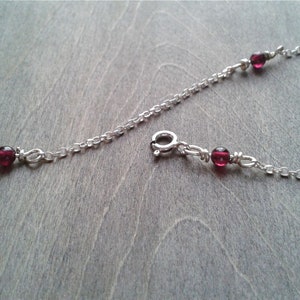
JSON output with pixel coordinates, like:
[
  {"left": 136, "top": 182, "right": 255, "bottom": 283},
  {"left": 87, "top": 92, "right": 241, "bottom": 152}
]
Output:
[{"left": 151, "top": 130, "right": 179, "bottom": 157}]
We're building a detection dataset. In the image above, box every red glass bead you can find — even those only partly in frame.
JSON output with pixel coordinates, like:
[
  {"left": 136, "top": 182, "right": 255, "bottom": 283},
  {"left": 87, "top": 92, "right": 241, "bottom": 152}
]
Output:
[
  {"left": 211, "top": 147, "right": 230, "bottom": 167},
  {"left": 0, "top": 146, "right": 16, "bottom": 167},
  {"left": 250, "top": 53, "right": 266, "bottom": 69}
]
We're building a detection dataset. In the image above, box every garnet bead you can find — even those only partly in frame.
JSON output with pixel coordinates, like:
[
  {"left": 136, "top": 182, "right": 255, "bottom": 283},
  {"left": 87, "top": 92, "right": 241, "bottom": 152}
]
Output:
[
  {"left": 250, "top": 53, "right": 266, "bottom": 69},
  {"left": 0, "top": 146, "right": 16, "bottom": 167},
  {"left": 211, "top": 147, "right": 230, "bottom": 167}
]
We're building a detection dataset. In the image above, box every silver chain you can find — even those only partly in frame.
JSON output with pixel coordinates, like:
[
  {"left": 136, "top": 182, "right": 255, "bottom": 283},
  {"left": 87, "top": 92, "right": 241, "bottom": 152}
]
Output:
[{"left": 16, "top": 45, "right": 300, "bottom": 175}]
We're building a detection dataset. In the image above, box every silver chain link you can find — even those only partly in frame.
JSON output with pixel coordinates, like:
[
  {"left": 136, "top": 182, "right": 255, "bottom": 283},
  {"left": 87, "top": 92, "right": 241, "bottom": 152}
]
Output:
[
  {"left": 16, "top": 45, "right": 300, "bottom": 176},
  {"left": 254, "top": 161, "right": 300, "bottom": 179}
]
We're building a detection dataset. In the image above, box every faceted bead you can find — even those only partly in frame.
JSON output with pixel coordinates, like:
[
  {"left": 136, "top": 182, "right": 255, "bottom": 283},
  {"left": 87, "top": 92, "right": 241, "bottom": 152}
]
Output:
[
  {"left": 211, "top": 147, "right": 230, "bottom": 167},
  {"left": 0, "top": 146, "right": 16, "bottom": 167},
  {"left": 250, "top": 53, "right": 266, "bottom": 69}
]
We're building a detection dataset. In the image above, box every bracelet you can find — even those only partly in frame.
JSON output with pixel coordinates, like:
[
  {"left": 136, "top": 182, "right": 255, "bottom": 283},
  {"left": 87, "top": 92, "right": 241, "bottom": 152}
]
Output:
[{"left": 1, "top": 45, "right": 299, "bottom": 177}]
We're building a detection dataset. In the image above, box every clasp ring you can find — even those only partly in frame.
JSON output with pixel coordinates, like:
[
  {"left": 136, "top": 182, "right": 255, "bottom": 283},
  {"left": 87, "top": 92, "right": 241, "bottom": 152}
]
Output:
[
  {"left": 151, "top": 130, "right": 178, "bottom": 157},
  {"left": 237, "top": 155, "right": 257, "bottom": 168}
]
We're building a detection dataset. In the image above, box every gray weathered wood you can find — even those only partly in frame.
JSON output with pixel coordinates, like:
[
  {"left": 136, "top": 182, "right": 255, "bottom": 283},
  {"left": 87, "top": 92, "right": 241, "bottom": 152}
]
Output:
[{"left": 1, "top": 2, "right": 300, "bottom": 299}]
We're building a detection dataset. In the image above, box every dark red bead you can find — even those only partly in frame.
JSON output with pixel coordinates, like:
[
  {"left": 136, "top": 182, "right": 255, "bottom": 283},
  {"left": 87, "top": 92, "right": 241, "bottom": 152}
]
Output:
[
  {"left": 211, "top": 147, "right": 230, "bottom": 167},
  {"left": 0, "top": 146, "right": 16, "bottom": 167},
  {"left": 250, "top": 53, "right": 266, "bottom": 69}
]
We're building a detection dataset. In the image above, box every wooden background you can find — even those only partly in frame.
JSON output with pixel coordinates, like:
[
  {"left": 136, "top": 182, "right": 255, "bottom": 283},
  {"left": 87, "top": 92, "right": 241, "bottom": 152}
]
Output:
[{"left": 1, "top": 2, "right": 299, "bottom": 299}]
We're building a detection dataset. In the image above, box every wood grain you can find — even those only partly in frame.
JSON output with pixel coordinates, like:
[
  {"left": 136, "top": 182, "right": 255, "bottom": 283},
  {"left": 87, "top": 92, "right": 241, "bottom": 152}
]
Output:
[{"left": 1, "top": 2, "right": 299, "bottom": 299}]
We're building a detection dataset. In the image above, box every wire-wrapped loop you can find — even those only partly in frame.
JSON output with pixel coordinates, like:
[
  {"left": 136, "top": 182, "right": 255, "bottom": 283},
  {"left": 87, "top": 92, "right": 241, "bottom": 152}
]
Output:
[
  {"left": 183, "top": 145, "right": 210, "bottom": 162},
  {"left": 238, "top": 155, "right": 257, "bottom": 168},
  {"left": 231, "top": 152, "right": 257, "bottom": 168},
  {"left": 18, "top": 148, "right": 46, "bottom": 164}
]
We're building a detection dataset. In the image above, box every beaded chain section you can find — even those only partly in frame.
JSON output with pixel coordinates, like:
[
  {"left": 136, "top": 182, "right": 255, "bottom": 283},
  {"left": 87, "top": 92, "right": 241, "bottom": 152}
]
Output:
[
  {"left": 150, "top": 130, "right": 299, "bottom": 179},
  {"left": 0, "top": 45, "right": 299, "bottom": 178}
]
